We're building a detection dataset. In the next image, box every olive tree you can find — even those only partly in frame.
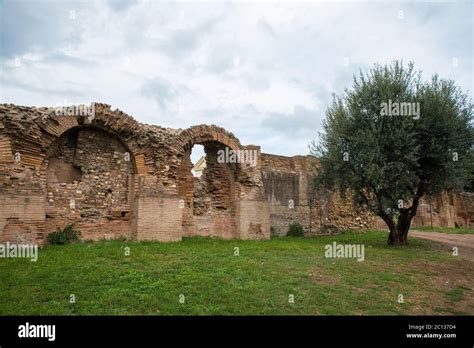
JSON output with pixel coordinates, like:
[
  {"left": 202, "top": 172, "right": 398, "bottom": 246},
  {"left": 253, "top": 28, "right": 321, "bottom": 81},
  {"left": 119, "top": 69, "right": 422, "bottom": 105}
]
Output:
[{"left": 312, "top": 61, "right": 473, "bottom": 245}]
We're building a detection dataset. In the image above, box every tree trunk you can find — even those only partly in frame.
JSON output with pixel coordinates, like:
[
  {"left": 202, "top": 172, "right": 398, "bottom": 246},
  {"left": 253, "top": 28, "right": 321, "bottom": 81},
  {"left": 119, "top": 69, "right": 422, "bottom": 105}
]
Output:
[
  {"left": 388, "top": 223, "right": 408, "bottom": 246},
  {"left": 387, "top": 209, "right": 416, "bottom": 246}
]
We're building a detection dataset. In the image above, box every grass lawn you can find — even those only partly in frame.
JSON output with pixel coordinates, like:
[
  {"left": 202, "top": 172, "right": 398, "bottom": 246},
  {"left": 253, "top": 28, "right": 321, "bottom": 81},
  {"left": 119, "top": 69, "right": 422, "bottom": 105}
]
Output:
[
  {"left": 0, "top": 231, "right": 472, "bottom": 315},
  {"left": 411, "top": 226, "right": 474, "bottom": 234}
]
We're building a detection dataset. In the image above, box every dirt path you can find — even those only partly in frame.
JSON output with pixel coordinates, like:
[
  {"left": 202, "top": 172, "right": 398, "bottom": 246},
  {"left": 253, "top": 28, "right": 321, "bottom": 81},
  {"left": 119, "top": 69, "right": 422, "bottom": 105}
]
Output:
[{"left": 410, "top": 230, "right": 474, "bottom": 262}]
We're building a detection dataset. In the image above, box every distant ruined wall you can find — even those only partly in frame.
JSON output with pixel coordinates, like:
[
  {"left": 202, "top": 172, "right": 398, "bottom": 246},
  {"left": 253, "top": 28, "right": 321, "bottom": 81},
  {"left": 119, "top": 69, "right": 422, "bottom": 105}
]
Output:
[
  {"left": 261, "top": 153, "right": 474, "bottom": 236},
  {"left": 407, "top": 191, "right": 474, "bottom": 230},
  {"left": 261, "top": 153, "right": 376, "bottom": 236}
]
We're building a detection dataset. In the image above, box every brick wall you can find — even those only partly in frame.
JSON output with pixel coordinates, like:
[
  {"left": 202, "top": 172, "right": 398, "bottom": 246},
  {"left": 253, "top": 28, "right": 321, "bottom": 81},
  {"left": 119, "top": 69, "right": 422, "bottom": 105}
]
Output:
[
  {"left": 237, "top": 199, "right": 270, "bottom": 239},
  {"left": 0, "top": 192, "right": 45, "bottom": 244},
  {"left": 135, "top": 196, "right": 182, "bottom": 242}
]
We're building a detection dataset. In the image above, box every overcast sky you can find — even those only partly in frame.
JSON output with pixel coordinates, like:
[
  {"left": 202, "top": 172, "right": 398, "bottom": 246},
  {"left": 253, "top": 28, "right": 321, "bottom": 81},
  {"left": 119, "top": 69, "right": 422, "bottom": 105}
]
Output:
[{"left": 0, "top": 0, "right": 472, "bottom": 159}]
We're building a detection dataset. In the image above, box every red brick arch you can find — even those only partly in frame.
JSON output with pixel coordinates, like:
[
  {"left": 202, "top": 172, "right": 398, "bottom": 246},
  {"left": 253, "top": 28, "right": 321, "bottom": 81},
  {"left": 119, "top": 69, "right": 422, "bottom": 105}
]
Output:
[
  {"left": 175, "top": 125, "right": 242, "bottom": 153},
  {"left": 36, "top": 105, "right": 148, "bottom": 242},
  {"left": 23, "top": 103, "right": 152, "bottom": 176},
  {"left": 174, "top": 125, "right": 244, "bottom": 238},
  {"left": 38, "top": 104, "right": 143, "bottom": 162},
  {"left": 41, "top": 125, "right": 139, "bottom": 176}
]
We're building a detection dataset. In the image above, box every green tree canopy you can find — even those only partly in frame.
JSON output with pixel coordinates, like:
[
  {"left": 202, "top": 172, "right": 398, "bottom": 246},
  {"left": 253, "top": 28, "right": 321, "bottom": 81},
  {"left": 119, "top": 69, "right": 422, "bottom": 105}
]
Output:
[{"left": 312, "top": 61, "right": 473, "bottom": 245}]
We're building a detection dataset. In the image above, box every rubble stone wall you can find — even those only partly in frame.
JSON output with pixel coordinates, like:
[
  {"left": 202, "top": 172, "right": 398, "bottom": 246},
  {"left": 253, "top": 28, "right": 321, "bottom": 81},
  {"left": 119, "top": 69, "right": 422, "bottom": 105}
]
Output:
[
  {"left": 43, "top": 127, "right": 135, "bottom": 240},
  {"left": 261, "top": 153, "right": 376, "bottom": 236},
  {"left": 261, "top": 153, "right": 473, "bottom": 236}
]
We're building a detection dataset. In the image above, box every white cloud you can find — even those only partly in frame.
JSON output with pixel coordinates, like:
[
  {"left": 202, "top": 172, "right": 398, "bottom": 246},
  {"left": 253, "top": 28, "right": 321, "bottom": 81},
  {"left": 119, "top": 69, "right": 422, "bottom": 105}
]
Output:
[{"left": 0, "top": 0, "right": 472, "bottom": 156}]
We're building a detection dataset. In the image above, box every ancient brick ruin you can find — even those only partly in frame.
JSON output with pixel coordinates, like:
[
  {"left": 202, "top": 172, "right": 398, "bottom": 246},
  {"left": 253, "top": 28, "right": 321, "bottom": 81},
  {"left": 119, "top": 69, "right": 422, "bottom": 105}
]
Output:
[
  {"left": 261, "top": 154, "right": 474, "bottom": 235},
  {"left": 0, "top": 103, "right": 472, "bottom": 244}
]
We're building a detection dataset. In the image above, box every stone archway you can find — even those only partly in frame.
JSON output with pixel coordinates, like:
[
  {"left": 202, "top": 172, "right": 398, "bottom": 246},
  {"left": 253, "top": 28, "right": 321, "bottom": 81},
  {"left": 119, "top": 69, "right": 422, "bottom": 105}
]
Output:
[
  {"left": 176, "top": 125, "right": 242, "bottom": 238},
  {"left": 42, "top": 126, "right": 138, "bottom": 240}
]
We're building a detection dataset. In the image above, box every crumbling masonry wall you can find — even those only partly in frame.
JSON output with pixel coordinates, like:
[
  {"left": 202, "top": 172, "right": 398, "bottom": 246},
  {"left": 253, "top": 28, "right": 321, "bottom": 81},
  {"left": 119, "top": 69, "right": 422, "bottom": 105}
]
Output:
[
  {"left": 0, "top": 103, "right": 472, "bottom": 244},
  {"left": 261, "top": 154, "right": 376, "bottom": 236},
  {"left": 178, "top": 141, "right": 240, "bottom": 238},
  {"left": 43, "top": 127, "right": 135, "bottom": 240},
  {"left": 0, "top": 103, "right": 269, "bottom": 244},
  {"left": 261, "top": 153, "right": 473, "bottom": 236}
]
